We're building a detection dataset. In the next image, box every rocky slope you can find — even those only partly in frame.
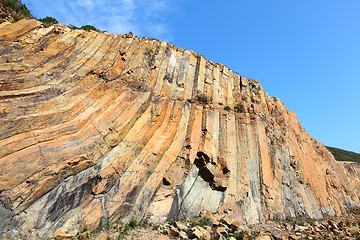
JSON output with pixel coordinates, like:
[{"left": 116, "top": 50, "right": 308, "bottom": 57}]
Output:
[
  {"left": 50, "top": 211, "right": 360, "bottom": 240},
  {"left": 162, "top": 214, "right": 360, "bottom": 240},
  {"left": 0, "top": 0, "right": 32, "bottom": 23},
  {"left": 0, "top": 19, "right": 359, "bottom": 239}
]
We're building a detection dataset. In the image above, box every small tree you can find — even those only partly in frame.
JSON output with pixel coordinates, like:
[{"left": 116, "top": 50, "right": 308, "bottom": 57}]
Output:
[
  {"left": 38, "top": 16, "right": 58, "bottom": 26},
  {"left": 80, "top": 25, "right": 99, "bottom": 32},
  {"left": 224, "top": 106, "right": 231, "bottom": 111}
]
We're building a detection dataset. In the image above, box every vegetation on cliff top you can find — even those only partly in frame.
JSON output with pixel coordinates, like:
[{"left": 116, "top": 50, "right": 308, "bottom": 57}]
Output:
[
  {"left": 0, "top": 1, "right": 101, "bottom": 33},
  {"left": 0, "top": 0, "right": 32, "bottom": 22},
  {"left": 68, "top": 23, "right": 101, "bottom": 32},
  {"left": 38, "top": 16, "right": 58, "bottom": 26},
  {"left": 326, "top": 146, "right": 360, "bottom": 163}
]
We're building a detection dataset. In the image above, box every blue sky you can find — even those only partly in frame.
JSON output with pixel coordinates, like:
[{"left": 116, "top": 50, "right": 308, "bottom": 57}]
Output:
[{"left": 22, "top": 0, "right": 360, "bottom": 153}]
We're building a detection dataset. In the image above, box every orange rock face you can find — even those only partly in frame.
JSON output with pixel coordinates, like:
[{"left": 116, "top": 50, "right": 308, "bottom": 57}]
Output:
[{"left": 0, "top": 19, "right": 359, "bottom": 238}]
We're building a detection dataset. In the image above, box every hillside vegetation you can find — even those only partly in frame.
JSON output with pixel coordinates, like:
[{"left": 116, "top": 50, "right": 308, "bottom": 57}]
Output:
[
  {"left": 0, "top": 1, "right": 101, "bottom": 32},
  {"left": 0, "top": 0, "right": 32, "bottom": 23},
  {"left": 326, "top": 146, "right": 360, "bottom": 163}
]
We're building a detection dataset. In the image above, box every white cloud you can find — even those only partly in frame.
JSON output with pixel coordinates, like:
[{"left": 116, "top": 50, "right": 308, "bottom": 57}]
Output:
[
  {"left": 23, "top": 0, "right": 178, "bottom": 41},
  {"left": 77, "top": 0, "right": 94, "bottom": 8}
]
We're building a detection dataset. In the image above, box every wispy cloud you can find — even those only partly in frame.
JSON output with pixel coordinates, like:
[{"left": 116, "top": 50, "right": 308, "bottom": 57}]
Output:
[
  {"left": 76, "top": 0, "right": 94, "bottom": 8},
  {"left": 23, "top": 0, "right": 179, "bottom": 41}
]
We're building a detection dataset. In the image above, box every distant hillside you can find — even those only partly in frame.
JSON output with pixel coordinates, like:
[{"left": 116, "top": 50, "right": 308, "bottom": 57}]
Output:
[
  {"left": 0, "top": 0, "right": 32, "bottom": 23},
  {"left": 326, "top": 146, "right": 360, "bottom": 163}
]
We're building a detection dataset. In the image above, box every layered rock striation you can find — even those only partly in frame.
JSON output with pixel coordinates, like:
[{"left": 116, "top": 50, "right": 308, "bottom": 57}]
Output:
[{"left": 0, "top": 19, "right": 359, "bottom": 238}]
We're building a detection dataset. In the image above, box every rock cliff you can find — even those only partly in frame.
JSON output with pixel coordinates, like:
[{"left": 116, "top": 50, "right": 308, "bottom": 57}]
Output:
[{"left": 0, "top": 19, "right": 359, "bottom": 239}]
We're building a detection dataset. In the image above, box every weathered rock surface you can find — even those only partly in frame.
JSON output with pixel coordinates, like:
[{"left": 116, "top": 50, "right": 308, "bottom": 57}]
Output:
[{"left": 0, "top": 19, "right": 359, "bottom": 239}]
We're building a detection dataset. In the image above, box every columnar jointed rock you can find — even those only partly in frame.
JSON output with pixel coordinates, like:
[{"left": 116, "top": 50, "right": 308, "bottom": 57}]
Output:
[{"left": 0, "top": 19, "right": 359, "bottom": 238}]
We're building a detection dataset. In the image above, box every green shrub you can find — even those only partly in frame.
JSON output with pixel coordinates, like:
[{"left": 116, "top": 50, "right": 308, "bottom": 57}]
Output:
[
  {"left": 119, "top": 227, "right": 128, "bottom": 236},
  {"left": 5, "top": 0, "right": 16, "bottom": 8},
  {"left": 80, "top": 25, "right": 99, "bottom": 32},
  {"left": 224, "top": 106, "right": 231, "bottom": 111},
  {"left": 68, "top": 24, "right": 101, "bottom": 32},
  {"left": 13, "top": 15, "right": 21, "bottom": 22},
  {"left": 235, "top": 105, "right": 244, "bottom": 113},
  {"left": 197, "top": 93, "right": 209, "bottom": 104},
  {"left": 198, "top": 217, "right": 210, "bottom": 227},
  {"left": 38, "top": 16, "right": 58, "bottom": 25},
  {"left": 128, "top": 218, "right": 138, "bottom": 229}
]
